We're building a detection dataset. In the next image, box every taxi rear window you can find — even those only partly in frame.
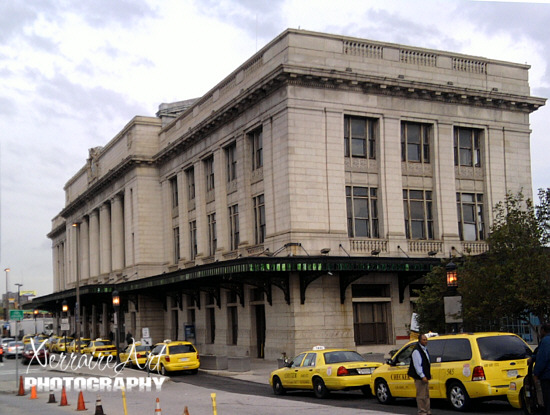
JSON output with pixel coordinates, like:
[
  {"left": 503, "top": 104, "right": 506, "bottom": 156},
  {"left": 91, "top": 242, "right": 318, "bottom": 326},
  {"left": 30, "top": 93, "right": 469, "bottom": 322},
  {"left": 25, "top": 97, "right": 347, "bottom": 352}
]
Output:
[
  {"left": 477, "top": 335, "right": 532, "bottom": 361},
  {"left": 324, "top": 351, "right": 366, "bottom": 364},
  {"left": 169, "top": 344, "right": 196, "bottom": 354}
]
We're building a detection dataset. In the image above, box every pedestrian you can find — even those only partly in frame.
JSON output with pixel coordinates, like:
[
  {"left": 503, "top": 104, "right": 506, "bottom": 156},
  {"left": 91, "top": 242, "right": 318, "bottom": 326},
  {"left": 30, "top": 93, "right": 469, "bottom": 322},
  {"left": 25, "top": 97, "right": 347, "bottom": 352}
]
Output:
[
  {"left": 534, "top": 323, "right": 550, "bottom": 415},
  {"left": 126, "top": 332, "right": 133, "bottom": 346},
  {"left": 0, "top": 344, "right": 4, "bottom": 365},
  {"left": 408, "top": 333, "right": 431, "bottom": 415}
]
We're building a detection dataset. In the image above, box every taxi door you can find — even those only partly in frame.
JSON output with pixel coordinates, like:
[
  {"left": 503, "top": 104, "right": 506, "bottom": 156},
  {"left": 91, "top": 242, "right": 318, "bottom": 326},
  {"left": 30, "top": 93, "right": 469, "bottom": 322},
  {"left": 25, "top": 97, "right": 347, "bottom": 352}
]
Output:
[
  {"left": 282, "top": 353, "right": 306, "bottom": 388},
  {"left": 296, "top": 352, "right": 318, "bottom": 388},
  {"left": 386, "top": 343, "right": 416, "bottom": 398}
]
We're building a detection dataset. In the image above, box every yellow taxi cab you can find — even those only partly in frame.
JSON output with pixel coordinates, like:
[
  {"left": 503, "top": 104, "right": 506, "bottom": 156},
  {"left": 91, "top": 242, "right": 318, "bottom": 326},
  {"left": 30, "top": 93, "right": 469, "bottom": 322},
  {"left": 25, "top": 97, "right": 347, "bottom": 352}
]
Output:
[
  {"left": 46, "top": 336, "right": 62, "bottom": 352},
  {"left": 371, "top": 332, "right": 533, "bottom": 411},
  {"left": 269, "top": 345, "right": 382, "bottom": 398},
  {"left": 22, "top": 334, "right": 34, "bottom": 344},
  {"left": 147, "top": 340, "right": 200, "bottom": 376},
  {"left": 53, "top": 337, "right": 74, "bottom": 353},
  {"left": 119, "top": 342, "right": 152, "bottom": 368},
  {"left": 85, "top": 339, "right": 117, "bottom": 359},
  {"left": 67, "top": 338, "right": 91, "bottom": 353}
]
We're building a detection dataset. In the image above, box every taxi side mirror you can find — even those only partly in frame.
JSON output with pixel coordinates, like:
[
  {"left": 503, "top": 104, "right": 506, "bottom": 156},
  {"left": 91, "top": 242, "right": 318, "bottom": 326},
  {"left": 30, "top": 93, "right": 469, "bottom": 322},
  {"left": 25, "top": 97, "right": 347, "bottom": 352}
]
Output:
[{"left": 386, "top": 358, "right": 395, "bottom": 365}]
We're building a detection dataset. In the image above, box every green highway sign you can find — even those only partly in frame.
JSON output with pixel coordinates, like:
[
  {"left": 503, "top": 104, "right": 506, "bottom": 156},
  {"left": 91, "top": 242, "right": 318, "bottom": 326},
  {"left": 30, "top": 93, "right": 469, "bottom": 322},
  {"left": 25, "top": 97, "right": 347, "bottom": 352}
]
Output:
[{"left": 10, "top": 309, "right": 24, "bottom": 321}]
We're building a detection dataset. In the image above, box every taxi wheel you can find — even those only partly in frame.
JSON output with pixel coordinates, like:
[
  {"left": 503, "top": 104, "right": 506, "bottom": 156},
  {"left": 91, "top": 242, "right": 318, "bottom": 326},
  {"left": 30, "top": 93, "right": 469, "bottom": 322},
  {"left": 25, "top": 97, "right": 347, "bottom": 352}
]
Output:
[
  {"left": 375, "top": 379, "right": 393, "bottom": 404},
  {"left": 313, "top": 377, "right": 329, "bottom": 399},
  {"left": 160, "top": 365, "right": 169, "bottom": 376},
  {"left": 272, "top": 376, "right": 286, "bottom": 395},
  {"left": 447, "top": 381, "right": 471, "bottom": 411}
]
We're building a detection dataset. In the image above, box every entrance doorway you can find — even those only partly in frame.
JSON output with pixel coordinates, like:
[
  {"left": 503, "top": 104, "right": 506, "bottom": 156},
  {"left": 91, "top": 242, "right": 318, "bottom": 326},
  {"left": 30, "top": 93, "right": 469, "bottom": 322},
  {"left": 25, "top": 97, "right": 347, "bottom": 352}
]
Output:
[{"left": 254, "top": 305, "right": 265, "bottom": 358}]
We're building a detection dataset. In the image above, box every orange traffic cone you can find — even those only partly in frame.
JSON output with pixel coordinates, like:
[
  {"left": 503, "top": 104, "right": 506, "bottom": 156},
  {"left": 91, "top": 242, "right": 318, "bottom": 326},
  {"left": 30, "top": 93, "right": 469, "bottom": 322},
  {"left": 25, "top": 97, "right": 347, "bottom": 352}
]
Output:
[
  {"left": 154, "top": 397, "right": 162, "bottom": 414},
  {"left": 47, "top": 389, "right": 57, "bottom": 403},
  {"left": 30, "top": 385, "right": 37, "bottom": 399},
  {"left": 183, "top": 406, "right": 190, "bottom": 415},
  {"left": 59, "top": 386, "right": 68, "bottom": 406},
  {"left": 17, "top": 375, "right": 25, "bottom": 396},
  {"left": 94, "top": 395, "right": 105, "bottom": 415},
  {"left": 77, "top": 391, "right": 86, "bottom": 411}
]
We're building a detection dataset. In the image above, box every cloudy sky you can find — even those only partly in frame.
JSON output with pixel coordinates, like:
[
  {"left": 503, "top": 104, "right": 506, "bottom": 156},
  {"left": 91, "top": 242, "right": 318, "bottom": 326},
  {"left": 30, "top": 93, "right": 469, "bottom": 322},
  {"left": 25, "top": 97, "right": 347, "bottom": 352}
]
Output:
[{"left": 1, "top": 0, "right": 549, "bottom": 298}]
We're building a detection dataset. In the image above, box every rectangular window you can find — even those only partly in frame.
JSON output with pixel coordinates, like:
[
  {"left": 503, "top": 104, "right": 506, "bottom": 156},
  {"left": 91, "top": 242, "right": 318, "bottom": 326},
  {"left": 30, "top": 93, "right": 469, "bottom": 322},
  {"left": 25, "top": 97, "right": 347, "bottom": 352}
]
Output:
[
  {"left": 249, "top": 127, "right": 263, "bottom": 170},
  {"left": 457, "top": 193, "right": 484, "bottom": 241},
  {"left": 353, "top": 302, "right": 391, "bottom": 345},
  {"left": 169, "top": 176, "right": 179, "bottom": 210},
  {"left": 403, "top": 189, "right": 434, "bottom": 240},
  {"left": 228, "top": 204, "right": 239, "bottom": 251},
  {"left": 208, "top": 213, "right": 217, "bottom": 256},
  {"left": 227, "top": 305, "right": 238, "bottom": 345},
  {"left": 204, "top": 156, "right": 215, "bottom": 191},
  {"left": 206, "top": 307, "right": 216, "bottom": 344},
  {"left": 189, "top": 220, "right": 197, "bottom": 260},
  {"left": 346, "top": 186, "right": 379, "bottom": 238},
  {"left": 186, "top": 167, "right": 195, "bottom": 201},
  {"left": 173, "top": 226, "right": 180, "bottom": 263},
  {"left": 454, "top": 127, "right": 481, "bottom": 167},
  {"left": 344, "top": 115, "right": 377, "bottom": 159},
  {"left": 253, "top": 194, "right": 265, "bottom": 244},
  {"left": 401, "top": 122, "right": 431, "bottom": 163},
  {"left": 225, "top": 142, "right": 237, "bottom": 182}
]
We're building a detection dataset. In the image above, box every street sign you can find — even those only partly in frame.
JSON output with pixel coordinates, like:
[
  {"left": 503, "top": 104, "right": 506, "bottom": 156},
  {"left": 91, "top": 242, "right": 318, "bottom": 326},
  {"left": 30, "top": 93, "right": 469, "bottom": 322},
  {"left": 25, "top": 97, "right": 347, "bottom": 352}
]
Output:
[
  {"left": 142, "top": 328, "right": 150, "bottom": 338},
  {"left": 61, "top": 323, "right": 70, "bottom": 331},
  {"left": 9, "top": 309, "right": 24, "bottom": 321}
]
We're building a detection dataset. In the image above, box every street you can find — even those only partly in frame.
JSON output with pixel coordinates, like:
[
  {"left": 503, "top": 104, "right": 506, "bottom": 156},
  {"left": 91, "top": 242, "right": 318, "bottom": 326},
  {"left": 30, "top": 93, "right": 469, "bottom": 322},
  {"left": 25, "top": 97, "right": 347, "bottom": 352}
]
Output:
[{"left": 0, "top": 357, "right": 523, "bottom": 415}]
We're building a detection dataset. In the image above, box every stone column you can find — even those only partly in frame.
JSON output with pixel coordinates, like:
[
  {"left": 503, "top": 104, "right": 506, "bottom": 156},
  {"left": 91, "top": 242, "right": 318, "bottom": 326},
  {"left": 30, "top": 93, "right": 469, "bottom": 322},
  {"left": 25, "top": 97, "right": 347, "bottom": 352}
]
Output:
[
  {"left": 89, "top": 210, "right": 100, "bottom": 278},
  {"left": 102, "top": 303, "right": 109, "bottom": 338},
  {"left": 111, "top": 193, "right": 125, "bottom": 271},
  {"left": 100, "top": 203, "right": 112, "bottom": 275},
  {"left": 80, "top": 218, "right": 90, "bottom": 281},
  {"left": 91, "top": 304, "right": 97, "bottom": 339},
  {"left": 53, "top": 245, "right": 60, "bottom": 292}
]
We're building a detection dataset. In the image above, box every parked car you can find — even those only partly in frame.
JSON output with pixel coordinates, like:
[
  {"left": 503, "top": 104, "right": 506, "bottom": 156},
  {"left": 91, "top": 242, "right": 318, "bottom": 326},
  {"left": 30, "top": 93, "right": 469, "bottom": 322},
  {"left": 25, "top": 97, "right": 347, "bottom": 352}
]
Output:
[
  {"left": 21, "top": 342, "right": 49, "bottom": 365},
  {"left": 1, "top": 337, "right": 15, "bottom": 348},
  {"left": 46, "top": 336, "right": 62, "bottom": 352},
  {"left": 371, "top": 332, "right": 533, "bottom": 411},
  {"left": 119, "top": 342, "right": 151, "bottom": 368},
  {"left": 53, "top": 337, "right": 74, "bottom": 353},
  {"left": 147, "top": 340, "right": 199, "bottom": 376},
  {"left": 270, "top": 345, "right": 382, "bottom": 398},
  {"left": 5, "top": 341, "right": 24, "bottom": 358},
  {"left": 67, "top": 338, "right": 91, "bottom": 354},
  {"left": 84, "top": 339, "right": 117, "bottom": 359}
]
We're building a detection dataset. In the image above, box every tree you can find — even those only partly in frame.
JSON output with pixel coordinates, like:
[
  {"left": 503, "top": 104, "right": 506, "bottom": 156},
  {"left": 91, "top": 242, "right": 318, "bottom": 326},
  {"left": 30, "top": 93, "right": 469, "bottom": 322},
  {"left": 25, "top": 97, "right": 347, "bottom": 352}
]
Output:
[{"left": 416, "top": 190, "right": 550, "bottom": 334}]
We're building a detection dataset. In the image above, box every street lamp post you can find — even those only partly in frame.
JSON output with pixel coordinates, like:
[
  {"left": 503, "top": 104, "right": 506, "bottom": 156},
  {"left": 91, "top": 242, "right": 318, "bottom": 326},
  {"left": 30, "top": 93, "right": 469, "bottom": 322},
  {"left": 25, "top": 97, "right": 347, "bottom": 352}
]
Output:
[
  {"left": 112, "top": 290, "right": 120, "bottom": 363},
  {"left": 3, "top": 268, "right": 9, "bottom": 321},
  {"left": 62, "top": 300, "right": 68, "bottom": 355},
  {"left": 444, "top": 260, "right": 462, "bottom": 333}
]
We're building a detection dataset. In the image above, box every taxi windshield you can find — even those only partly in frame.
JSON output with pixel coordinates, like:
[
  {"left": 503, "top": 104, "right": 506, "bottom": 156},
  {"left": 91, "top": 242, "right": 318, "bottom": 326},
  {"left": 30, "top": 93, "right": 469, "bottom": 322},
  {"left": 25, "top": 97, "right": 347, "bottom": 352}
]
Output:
[{"left": 324, "top": 351, "right": 366, "bottom": 364}]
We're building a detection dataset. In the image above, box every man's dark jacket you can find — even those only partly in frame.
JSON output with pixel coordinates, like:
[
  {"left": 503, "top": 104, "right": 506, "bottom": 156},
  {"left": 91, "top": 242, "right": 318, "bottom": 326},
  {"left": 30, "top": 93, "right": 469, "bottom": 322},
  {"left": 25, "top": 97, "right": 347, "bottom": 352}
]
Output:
[{"left": 408, "top": 342, "right": 431, "bottom": 380}]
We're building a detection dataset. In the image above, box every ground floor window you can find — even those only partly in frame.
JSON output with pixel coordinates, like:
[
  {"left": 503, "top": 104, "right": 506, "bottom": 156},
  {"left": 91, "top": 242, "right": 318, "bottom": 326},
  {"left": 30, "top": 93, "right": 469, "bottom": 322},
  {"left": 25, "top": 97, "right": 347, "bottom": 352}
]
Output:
[{"left": 353, "top": 301, "right": 392, "bottom": 345}]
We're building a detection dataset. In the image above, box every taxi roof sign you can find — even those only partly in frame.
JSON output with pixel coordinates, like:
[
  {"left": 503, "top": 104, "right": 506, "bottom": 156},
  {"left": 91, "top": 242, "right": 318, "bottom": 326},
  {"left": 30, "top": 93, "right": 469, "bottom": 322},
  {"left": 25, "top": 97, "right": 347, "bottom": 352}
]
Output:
[{"left": 312, "top": 345, "right": 325, "bottom": 350}]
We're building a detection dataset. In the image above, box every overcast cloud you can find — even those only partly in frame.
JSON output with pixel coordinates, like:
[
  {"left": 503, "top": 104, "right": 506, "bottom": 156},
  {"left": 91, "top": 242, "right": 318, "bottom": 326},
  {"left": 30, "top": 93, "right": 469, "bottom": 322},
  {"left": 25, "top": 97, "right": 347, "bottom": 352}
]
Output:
[{"left": 1, "top": 0, "right": 548, "bottom": 297}]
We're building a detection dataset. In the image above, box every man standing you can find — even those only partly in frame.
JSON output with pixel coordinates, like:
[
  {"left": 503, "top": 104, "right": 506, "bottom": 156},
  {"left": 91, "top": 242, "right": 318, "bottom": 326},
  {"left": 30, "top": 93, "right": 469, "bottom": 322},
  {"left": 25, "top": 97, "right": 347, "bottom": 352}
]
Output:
[
  {"left": 534, "top": 323, "right": 550, "bottom": 415},
  {"left": 408, "top": 333, "right": 431, "bottom": 415}
]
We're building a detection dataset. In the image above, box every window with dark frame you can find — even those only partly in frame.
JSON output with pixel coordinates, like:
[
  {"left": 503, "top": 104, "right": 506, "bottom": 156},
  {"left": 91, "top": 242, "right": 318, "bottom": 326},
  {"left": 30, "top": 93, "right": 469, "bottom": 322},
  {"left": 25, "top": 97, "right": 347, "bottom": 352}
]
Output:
[
  {"left": 344, "top": 115, "right": 377, "bottom": 159},
  {"left": 206, "top": 307, "right": 216, "bottom": 344},
  {"left": 227, "top": 304, "right": 238, "bottom": 346},
  {"left": 225, "top": 142, "right": 237, "bottom": 182},
  {"left": 169, "top": 176, "right": 179, "bottom": 210},
  {"left": 208, "top": 213, "right": 217, "bottom": 256},
  {"left": 189, "top": 220, "right": 197, "bottom": 260},
  {"left": 253, "top": 194, "right": 265, "bottom": 244},
  {"left": 401, "top": 121, "right": 431, "bottom": 163},
  {"left": 173, "top": 226, "right": 180, "bottom": 263},
  {"left": 249, "top": 127, "right": 263, "bottom": 171},
  {"left": 403, "top": 189, "right": 434, "bottom": 240},
  {"left": 454, "top": 127, "right": 481, "bottom": 167},
  {"left": 186, "top": 167, "right": 195, "bottom": 201},
  {"left": 228, "top": 204, "right": 239, "bottom": 251},
  {"left": 204, "top": 156, "right": 215, "bottom": 191},
  {"left": 457, "top": 193, "right": 485, "bottom": 241},
  {"left": 346, "top": 186, "right": 379, "bottom": 238}
]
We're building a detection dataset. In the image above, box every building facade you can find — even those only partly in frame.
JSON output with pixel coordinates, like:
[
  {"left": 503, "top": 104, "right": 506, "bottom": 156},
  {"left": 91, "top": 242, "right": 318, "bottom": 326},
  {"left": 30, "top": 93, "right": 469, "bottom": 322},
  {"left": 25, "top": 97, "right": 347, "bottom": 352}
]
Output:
[{"left": 37, "top": 29, "right": 544, "bottom": 358}]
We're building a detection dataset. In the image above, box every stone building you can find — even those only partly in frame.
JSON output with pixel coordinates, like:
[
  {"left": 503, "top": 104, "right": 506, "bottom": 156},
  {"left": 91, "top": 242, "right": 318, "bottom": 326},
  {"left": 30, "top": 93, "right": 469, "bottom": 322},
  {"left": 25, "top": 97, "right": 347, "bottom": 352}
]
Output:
[{"left": 35, "top": 29, "right": 544, "bottom": 359}]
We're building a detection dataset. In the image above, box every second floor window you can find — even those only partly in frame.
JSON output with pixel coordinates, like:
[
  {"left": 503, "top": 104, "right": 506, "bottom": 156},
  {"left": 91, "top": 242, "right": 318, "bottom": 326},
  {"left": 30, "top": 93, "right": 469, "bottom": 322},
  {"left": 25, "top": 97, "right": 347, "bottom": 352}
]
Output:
[
  {"left": 225, "top": 142, "right": 237, "bottom": 182},
  {"left": 249, "top": 127, "right": 263, "bottom": 171},
  {"left": 346, "top": 186, "right": 379, "bottom": 238},
  {"left": 169, "top": 176, "right": 179, "bottom": 210},
  {"left": 189, "top": 220, "right": 197, "bottom": 260},
  {"left": 344, "top": 115, "right": 376, "bottom": 159},
  {"left": 455, "top": 127, "right": 481, "bottom": 167},
  {"left": 401, "top": 122, "right": 430, "bottom": 163},
  {"left": 457, "top": 193, "right": 485, "bottom": 241},
  {"left": 228, "top": 204, "right": 239, "bottom": 251},
  {"left": 204, "top": 156, "right": 215, "bottom": 191},
  {"left": 173, "top": 226, "right": 180, "bottom": 263},
  {"left": 253, "top": 194, "right": 265, "bottom": 244},
  {"left": 403, "top": 189, "right": 434, "bottom": 240},
  {"left": 208, "top": 213, "right": 217, "bottom": 256},
  {"left": 186, "top": 167, "right": 195, "bottom": 201}
]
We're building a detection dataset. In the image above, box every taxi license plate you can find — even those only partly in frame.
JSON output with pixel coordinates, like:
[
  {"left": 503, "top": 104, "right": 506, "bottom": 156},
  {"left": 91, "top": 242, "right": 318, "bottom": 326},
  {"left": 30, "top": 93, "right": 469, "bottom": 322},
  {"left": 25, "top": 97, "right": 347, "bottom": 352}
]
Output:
[
  {"left": 357, "top": 368, "right": 370, "bottom": 375},
  {"left": 179, "top": 357, "right": 189, "bottom": 362},
  {"left": 507, "top": 369, "right": 518, "bottom": 377}
]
